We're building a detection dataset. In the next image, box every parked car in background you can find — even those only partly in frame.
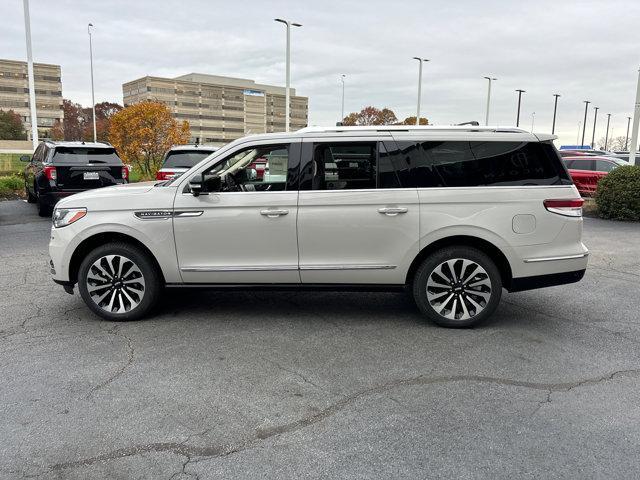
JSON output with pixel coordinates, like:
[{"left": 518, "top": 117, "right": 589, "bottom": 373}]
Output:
[
  {"left": 22, "top": 141, "right": 128, "bottom": 216},
  {"left": 563, "top": 155, "right": 627, "bottom": 196},
  {"left": 49, "top": 126, "right": 588, "bottom": 328},
  {"left": 156, "top": 144, "right": 218, "bottom": 181}
]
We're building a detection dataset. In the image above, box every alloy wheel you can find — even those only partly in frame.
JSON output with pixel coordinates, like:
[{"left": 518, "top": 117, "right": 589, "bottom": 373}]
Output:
[
  {"left": 86, "top": 254, "right": 146, "bottom": 314},
  {"left": 426, "top": 258, "right": 492, "bottom": 321}
]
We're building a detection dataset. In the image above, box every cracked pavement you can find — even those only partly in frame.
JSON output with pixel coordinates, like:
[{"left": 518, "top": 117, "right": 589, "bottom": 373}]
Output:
[{"left": 1, "top": 199, "right": 640, "bottom": 479}]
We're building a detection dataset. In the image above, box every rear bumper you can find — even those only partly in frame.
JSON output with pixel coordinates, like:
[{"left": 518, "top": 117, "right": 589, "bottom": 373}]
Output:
[
  {"left": 508, "top": 269, "right": 586, "bottom": 292},
  {"left": 39, "top": 190, "right": 85, "bottom": 207}
]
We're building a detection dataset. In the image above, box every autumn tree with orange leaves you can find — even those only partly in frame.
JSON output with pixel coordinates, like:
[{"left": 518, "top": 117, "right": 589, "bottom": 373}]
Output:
[
  {"left": 342, "top": 106, "right": 398, "bottom": 126},
  {"left": 109, "top": 101, "right": 190, "bottom": 179}
]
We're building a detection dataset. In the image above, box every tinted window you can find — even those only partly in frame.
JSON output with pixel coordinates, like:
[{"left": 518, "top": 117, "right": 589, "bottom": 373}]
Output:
[
  {"left": 595, "top": 159, "right": 617, "bottom": 172},
  {"left": 52, "top": 147, "right": 121, "bottom": 164},
  {"left": 311, "top": 143, "right": 376, "bottom": 190},
  {"left": 163, "top": 150, "right": 213, "bottom": 168},
  {"left": 569, "top": 159, "right": 594, "bottom": 171},
  {"left": 379, "top": 141, "right": 427, "bottom": 188},
  {"left": 411, "top": 141, "right": 570, "bottom": 187}
]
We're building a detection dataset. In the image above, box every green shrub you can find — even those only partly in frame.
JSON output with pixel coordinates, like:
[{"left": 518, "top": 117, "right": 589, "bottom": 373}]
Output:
[
  {"left": 0, "top": 175, "right": 23, "bottom": 196},
  {"left": 595, "top": 165, "right": 640, "bottom": 221}
]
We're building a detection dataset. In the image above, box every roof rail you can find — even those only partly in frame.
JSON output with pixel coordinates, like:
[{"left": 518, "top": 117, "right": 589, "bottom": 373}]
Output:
[{"left": 297, "top": 125, "right": 530, "bottom": 134}]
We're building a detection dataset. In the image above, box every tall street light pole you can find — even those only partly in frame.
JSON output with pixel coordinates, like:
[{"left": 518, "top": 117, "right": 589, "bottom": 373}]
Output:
[
  {"left": 483, "top": 76, "right": 496, "bottom": 125},
  {"left": 413, "top": 57, "right": 429, "bottom": 125},
  {"left": 340, "top": 74, "right": 346, "bottom": 123},
  {"left": 275, "top": 18, "right": 302, "bottom": 133},
  {"left": 531, "top": 112, "right": 536, "bottom": 131},
  {"left": 630, "top": 67, "right": 640, "bottom": 166},
  {"left": 88, "top": 23, "right": 96, "bottom": 142},
  {"left": 581, "top": 100, "right": 590, "bottom": 147},
  {"left": 591, "top": 106, "right": 599, "bottom": 148},
  {"left": 604, "top": 113, "right": 611, "bottom": 151},
  {"left": 22, "top": 0, "right": 38, "bottom": 150},
  {"left": 625, "top": 116, "right": 632, "bottom": 151},
  {"left": 515, "top": 89, "right": 525, "bottom": 127},
  {"left": 552, "top": 94, "right": 561, "bottom": 134}
]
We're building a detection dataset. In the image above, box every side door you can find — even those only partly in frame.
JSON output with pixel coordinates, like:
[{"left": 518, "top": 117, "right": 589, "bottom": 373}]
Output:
[
  {"left": 26, "top": 144, "right": 43, "bottom": 192},
  {"left": 297, "top": 138, "right": 419, "bottom": 285},
  {"left": 173, "top": 139, "right": 301, "bottom": 284}
]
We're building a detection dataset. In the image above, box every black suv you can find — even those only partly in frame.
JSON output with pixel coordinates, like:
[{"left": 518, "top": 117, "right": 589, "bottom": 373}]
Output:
[{"left": 22, "top": 141, "right": 128, "bottom": 216}]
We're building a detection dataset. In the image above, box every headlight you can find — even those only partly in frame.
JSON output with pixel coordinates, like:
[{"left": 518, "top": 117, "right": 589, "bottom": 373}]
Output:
[{"left": 52, "top": 207, "right": 87, "bottom": 228}]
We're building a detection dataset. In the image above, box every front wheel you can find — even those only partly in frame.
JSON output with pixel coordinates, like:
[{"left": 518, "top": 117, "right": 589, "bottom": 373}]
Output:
[
  {"left": 78, "top": 242, "right": 162, "bottom": 321},
  {"left": 412, "top": 246, "right": 502, "bottom": 328}
]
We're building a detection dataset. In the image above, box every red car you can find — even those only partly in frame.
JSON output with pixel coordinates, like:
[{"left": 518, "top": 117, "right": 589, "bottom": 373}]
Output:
[{"left": 563, "top": 155, "right": 626, "bottom": 196}]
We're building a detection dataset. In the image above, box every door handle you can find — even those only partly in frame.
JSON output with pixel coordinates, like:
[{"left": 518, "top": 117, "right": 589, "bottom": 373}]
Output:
[
  {"left": 378, "top": 207, "right": 408, "bottom": 216},
  {"left": 260, "top": 209, "right": 289, "bottom": 218}
]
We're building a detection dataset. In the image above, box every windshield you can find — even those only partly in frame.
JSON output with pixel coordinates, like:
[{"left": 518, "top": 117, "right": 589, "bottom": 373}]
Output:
[
  {"left": 52, "top": 147, "right": 121, "bottom": 164},
  {"left": 163, "top": 150, "right": 213, "bottom": 168}
]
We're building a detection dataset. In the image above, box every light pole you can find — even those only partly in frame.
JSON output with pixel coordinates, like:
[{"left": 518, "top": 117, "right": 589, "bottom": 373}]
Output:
[
  {"left": 625, "top": 116, "right": 632, "bottom": 151},
  {"left": 552, "top": 94, "right": 561, "bottom": 134},
  {"left": 340, "top": 74, "right": 346, "bottom": 123},
  {"left": 591, "top": 106, "right": 599, "bottom": 149},
  {"left": 88, "top": 23, "right": 96, "bottom": 142},
  {"left": 483, "top": 76, "right": 496, "bottom": 125},
  {"left": 515, "top": 89, "right": 525, "bottom": 127},
  {"left": 604, "top": 113, "right": 611, "bottom": 151},
  {"left": 531, "top": 111, "right": 536, "bottom": 131},
  {"left": 413, "top": 57, "right": 429, "bottom": 125},
  {"left": 577, "top": 121, "right": 581, "bottom": 145},
  {"left": 630, "top": 66, "right": 640, "bottom": 165},
  {"left": 581, "top": 100, "right": 590, "bottom": 147},
  {"left": 275, "top": 18, "right": 302, "bottom": 133},
  {"left": 22, "top": 0, "right": 38, "bottom": 149}
]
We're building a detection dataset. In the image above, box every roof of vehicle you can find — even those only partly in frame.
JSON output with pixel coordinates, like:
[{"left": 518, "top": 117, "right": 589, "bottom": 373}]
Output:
[
  {"left": 42, "top": 140, "right": 114, "bottom": 149},
  {"left": 227, "top": 125, "right": 556, "bottom": 144},
  {"left": 168, "top": 144, "right": 219, "bottom": 152}
]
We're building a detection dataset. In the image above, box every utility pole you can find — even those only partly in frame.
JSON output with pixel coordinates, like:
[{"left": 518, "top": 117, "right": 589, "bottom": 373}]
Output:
[
  {"left": 552, "top": 94, "right": 561, "bottom": 134},
  {"left": 88, "top": 23, "right": 97, "bottom": 142},
  {"left": 275, "top": 18, "right": 302, "bottom": 132},
  {"left": 630, "top": 67, "right": 640, "bottom": 165},
  {"left": 22, "top": 0, "right": 38, "bottom": 150},
  {"left": 515, "top": 89, "right": 525, "bottom": 127},
  {"left": 604, "top": 113, "right": 611, "bottom": 151},
  {"left": 581, "top": 100, "right": 590, "bottom": 147},
  {"left": 483, "top": 76, "right": 496, "bottom": 125},
  {"left": 413, "top": 58, "right": 429, "bottom": 125},
  {"left": 591, "top": 106, "right": 599, "bottom": 149}
]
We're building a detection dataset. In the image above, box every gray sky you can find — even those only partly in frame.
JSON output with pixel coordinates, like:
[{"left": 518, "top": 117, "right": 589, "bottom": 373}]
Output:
[{"left": 2, "top": 0, "right": 639, "bottom": 147}]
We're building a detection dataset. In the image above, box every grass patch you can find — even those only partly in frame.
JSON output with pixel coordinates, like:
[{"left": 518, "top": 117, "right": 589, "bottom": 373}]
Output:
[
  {"left": 0, "top": 174, "right": 24, "bottom": 199},
  {"left": 0, "top": 153, "right": 25, "bottom": 175}
]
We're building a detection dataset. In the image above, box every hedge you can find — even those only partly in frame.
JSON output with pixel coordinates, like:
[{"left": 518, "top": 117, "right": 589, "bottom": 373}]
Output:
[{"left": 595, "top": 165, "right": 640, "bottom": 221}]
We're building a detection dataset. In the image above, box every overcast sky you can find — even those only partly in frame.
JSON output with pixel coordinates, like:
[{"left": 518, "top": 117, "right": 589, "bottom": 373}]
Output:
[{"left": 2, "top": 0, "right": 639, "bottom": 147}]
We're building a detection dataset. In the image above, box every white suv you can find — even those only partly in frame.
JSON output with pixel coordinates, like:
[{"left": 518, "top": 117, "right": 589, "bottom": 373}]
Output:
[{"left": 49, "top": 126, "right": 588, "bottom": 327}]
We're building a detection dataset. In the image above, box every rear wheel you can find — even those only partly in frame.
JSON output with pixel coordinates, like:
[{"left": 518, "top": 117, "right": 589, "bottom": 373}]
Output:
[
  {"left": 78, "top": 242, "right": 162, "bottom": 321},
  {"left": 412, "top": 246, "right": 502, "bottom": 328},
  {"left": 36, "top": 189, "right": 52, "bottom": 217}
]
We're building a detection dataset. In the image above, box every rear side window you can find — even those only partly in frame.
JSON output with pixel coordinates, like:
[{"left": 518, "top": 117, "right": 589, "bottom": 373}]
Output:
[
  {"left": 401, "top": 141, "right": 571, "bottom": 187},
  {"left": 569, "top": 159, "right": 594, "bottom": 171},
  {"left": 311, "top": 143, "right": 376, "bottom": 190},
  {"left": 163, "top": 150, "right": 213, "bottom": 169},
  {"left": 52, "top": 147, "right": 122, "bottom": 164}
]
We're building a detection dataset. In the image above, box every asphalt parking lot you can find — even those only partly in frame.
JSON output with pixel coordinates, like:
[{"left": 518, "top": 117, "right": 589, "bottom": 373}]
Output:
[{"left": 1, "top": 199, "right": 639, "bottom": 479}]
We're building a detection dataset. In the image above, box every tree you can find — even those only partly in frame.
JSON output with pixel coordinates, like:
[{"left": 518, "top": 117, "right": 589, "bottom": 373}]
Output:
[
  {"left": 597, "top": 135, "right": 627, "bottom": 151},
  {"left": 59, "top": 99, "right": 85, "bottom": 141},
  {"left": 82, "top": 101, "right": 123, "bottom": 142},
  {"left": 342, "top": 106, "right": 398, "bottom": 126},
  {"left": 0, "top": 109, "right": 26, "bottom": 140},
  {"left": 398, "top": 116, "right": 429, "bottom": 125},
  {"left": 109, "top": 101, "right": 190, "bottom": 178}
]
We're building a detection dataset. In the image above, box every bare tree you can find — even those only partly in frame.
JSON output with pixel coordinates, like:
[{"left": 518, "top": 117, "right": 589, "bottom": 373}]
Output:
[{"left": 597, "top": 136, "right": 627, "bottom": 151}]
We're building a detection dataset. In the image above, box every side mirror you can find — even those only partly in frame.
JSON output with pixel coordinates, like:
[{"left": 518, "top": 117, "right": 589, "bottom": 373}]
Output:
[
  {"left": 189, "top": 174, "right": 203, "bottom": 197},
  {"left": 20, "top": 155, "right": 31, "bottom": 162}
]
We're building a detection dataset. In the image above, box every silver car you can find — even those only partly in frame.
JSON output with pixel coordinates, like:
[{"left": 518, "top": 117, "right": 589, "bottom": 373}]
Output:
[{"left": 49, "top": 126, "right": 588, "bottom": 328}]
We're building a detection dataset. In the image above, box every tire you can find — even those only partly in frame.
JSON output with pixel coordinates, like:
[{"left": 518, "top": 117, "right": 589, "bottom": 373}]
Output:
[
  {"left": 77, "top": 242, "right": 162, "bottom": 321},
  {"left": 26, "top": 181, "right": 36, "bottom": 203},
  {"left": 412, "top": 246, "right": 502, "bottom": 328},
  {"left": 36, "top": 190, "right": 52, "bottom": 217}
]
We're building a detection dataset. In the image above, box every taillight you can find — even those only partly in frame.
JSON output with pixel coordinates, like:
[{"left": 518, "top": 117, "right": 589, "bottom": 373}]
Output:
[
  {"left": 44, "top": 166, "right": 57, "bottom": 181},
  {"left": 156, "top": 170, "right": 173, "bottom": 181},
  {"left": 122, "top": 166, "right": 129, "bottom": 180},
  {"left": 544, "top": 198, "right": 584, "bottom": 217}
]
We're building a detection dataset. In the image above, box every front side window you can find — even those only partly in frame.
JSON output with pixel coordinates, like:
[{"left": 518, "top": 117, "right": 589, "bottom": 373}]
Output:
[
  {"left": 310, "top": 142, "right": 376, "bottom": 190},
  {"left": 595, "top": 159, "right": 617, "bottom": 173},
  {"left": 204, "top": 144, "right": 289, "bottom": 192}
]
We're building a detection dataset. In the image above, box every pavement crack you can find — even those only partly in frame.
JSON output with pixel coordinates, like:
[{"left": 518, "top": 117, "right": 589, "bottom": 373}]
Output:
[
  {"left": 267, "top": 359, "right": 324, "bottom": 390},
  {"left": 51, "top": 368, "right": 640, "bottom": 473},
  {"left": 86, "top": 325, "right": 135, "bottom": 397}
]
